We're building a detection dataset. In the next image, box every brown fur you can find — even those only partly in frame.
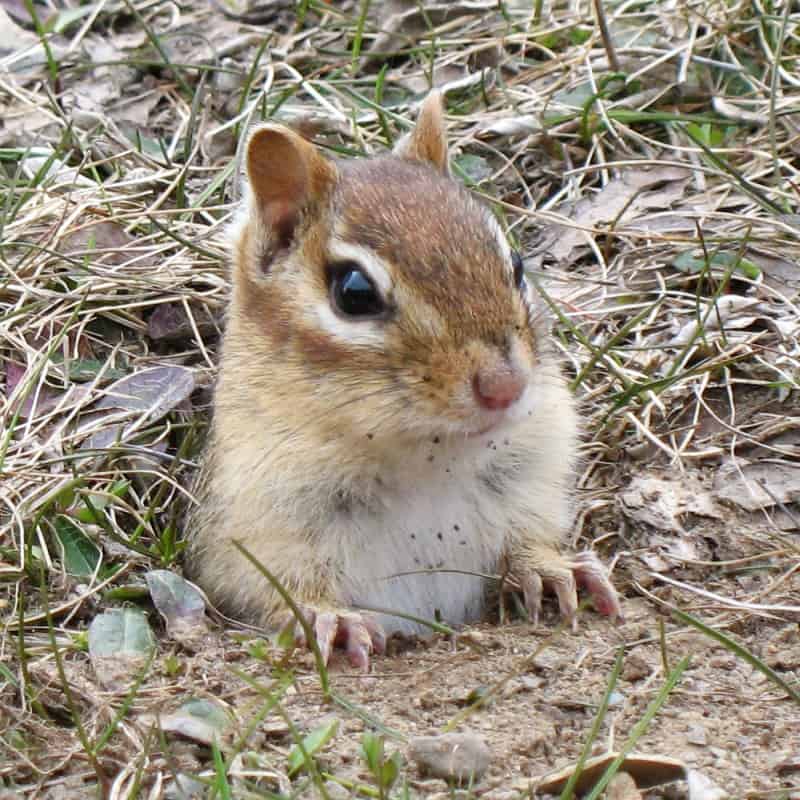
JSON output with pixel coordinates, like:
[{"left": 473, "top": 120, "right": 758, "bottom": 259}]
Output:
[
  {"left": 393, "top": 90, "right": 450, "bottom": 174},
  {"left": 185, "top": 93, "right": 619, "bottom": 662},
  {"left": 337, "top": 157, "right": 521, "bottom": 341}
]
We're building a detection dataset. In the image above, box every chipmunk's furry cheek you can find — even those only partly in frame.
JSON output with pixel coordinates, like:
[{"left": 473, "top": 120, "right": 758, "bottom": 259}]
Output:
[
  {"left": 294, "top": 321, "right": 361, "bottom": 368},
  {"left": 256, "top": 288, "right": 293, "bottom": 350},
  {"left": 231, "top": 228, "right": 287, "bottom": 327},
  {"left": 404, "top": 347, "right": 478, "bottom": 421}
]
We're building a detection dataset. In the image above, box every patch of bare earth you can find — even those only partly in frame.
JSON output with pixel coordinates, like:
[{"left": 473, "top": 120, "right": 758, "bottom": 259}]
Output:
[{"left": 1, "top": 1, "right": 798, "bottom": 798}]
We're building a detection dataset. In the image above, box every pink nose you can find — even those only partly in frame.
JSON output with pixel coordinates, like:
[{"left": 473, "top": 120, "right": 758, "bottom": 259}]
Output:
[{"left": 473, "top": 364, "right": 526, "bottom": 411}]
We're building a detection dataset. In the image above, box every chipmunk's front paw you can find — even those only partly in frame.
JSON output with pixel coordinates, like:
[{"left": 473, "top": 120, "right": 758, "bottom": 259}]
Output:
[
  {"left": 511, "top": 548, "right": 622, "bottom": 630},
  {"left": 291, "top": 607, "right": 386, "bottom": 671}
]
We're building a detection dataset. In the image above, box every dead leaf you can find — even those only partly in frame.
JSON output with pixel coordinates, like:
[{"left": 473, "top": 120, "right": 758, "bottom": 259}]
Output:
[
  {"left": 95, "top": 365, "right": 195, "bottom": 413},
  {"left": 369, "top": 2, "right": 494, "bottom": 57},
  {"left": 149, "top": 698, "right": 231, "bottom": 747},
  {"left": 63, "top": 75, "right": 119, "bottom": 118},
  {"left": 0, "top": 104, "right": 55, "bottom": 142},
  {"left": 80, "top": 366, "right": 195, "bottom": 451},
  {"left": 88, "top": 608, "right": 155, "bottom": 688},
  {"left": 0, "top": 0, "right": 32, "bottom": 25},
  {"left": 476, "top": 114, "right": 541, "bottom": 139},
  {"left": 275, "top": 107, "right": 351, "bottom": 139},
  {"left": 164, "top": 774, "right": 206, "bottom": 800},
  {"left": 541, "top": 165, "right": 691, "bottom": 264},
  {"left": 666, "top": 296, "right": 763, "bottom": 347},
  {"left": 111, "top": 94, "right": 161, "bottom": 127},
  {"left": 713, "top": 460, "right": 800, "bottom": 513},
  {"left": 395, "top": 64, "right": 467, "bottom": 95},
  {"left": 535, "top": 753, "right": 687, "bottom": 793},
  {"left": 21, "top": 147, "right": 96, "bottom": 187},
  {"left": 753, "top": 251, "right": 800, "bottom": 291},
  {"left": 439, "top": 67, "right": 494, "bottom": 98},
  {"left": 619, "top": 475, "right": 721, "bottom": 534},
  {"left": 58, "top": 220, "right": 143, "bottom": 268},
  {"left": 146, "top": 570, "right": 208, "bottom": 640},
  {"left": 5, "top": 359, "right": 91, "bottom": 420},
  {"left": 147, "top": 303, "right": 218, "bottom": 342}
]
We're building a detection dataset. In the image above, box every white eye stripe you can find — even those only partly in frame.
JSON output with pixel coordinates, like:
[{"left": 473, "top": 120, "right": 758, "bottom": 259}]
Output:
[
  {"left": 485, "top": 211, "right": 523, "bottom": 287},
  {"left": 328, "top": 238, "right": 394, "bottom": 298},
  {"left": 486, "top": 212, "right": 512, "bottom": 263},
  {"left": 313, "top": 301, "right": 386, "bottom": 346}
]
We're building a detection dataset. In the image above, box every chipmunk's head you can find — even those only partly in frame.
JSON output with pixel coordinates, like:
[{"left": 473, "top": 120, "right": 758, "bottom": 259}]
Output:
[{"left": 230, "top": 92, "right": 553, "bottom": 445}]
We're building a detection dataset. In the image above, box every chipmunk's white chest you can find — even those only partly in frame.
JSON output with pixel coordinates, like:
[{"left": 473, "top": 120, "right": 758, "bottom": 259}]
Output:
[{"left": 333, "top": 444, "right": 512, "bottom": 635}]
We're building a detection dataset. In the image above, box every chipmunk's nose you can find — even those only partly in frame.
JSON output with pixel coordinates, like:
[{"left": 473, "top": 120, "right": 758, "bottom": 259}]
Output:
[{"left": 473, "top": 362, "right": 527, "bottom": 411}]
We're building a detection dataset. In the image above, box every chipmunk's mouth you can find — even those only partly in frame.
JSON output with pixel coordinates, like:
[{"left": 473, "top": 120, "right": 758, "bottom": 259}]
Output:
[{"left": 464, "top": 410, "right": 511, "bottom": 438}]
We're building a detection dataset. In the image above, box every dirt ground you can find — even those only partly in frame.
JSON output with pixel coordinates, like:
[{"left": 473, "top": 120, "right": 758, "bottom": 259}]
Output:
[{"left": 5, "top": 495, "right": 799, "bottom": 798}]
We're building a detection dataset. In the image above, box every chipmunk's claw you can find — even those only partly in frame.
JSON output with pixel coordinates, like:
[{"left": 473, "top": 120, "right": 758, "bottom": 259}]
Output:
[
  {"left": 573, "top": 551, "right": 623, "bottom": 620},
  {"left": 295, "top": 609, "right": 385, "bottom": 671},
  {"left": 513, "top": 548, "right": 621, "bottom": 629}
]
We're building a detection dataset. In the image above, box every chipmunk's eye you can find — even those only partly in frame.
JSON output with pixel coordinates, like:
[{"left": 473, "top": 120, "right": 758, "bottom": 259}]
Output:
[
  {"left": 328, "top": 263, "right": 386, "bottom": 318},
  {"left": 511, "top": 250, "right": 525, "bottom": 290}
]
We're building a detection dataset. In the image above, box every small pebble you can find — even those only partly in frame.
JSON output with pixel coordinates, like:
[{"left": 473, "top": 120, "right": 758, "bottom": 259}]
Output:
[
  {"left": 686, "top": 724, "right": 708, "bottom": 746},
  {"left": 606, "top": 771, "right": 642, "bottom": 800},
  {"left": 622, "top": 652, "right": 650, "bottom": 682},
  {"left": 408, "top": 731, "right": 490, "bottom": 783}
]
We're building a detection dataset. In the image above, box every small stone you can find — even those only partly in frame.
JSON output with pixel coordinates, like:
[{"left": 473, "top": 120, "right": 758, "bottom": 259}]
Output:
[
  {"left": 686, "top": 724, "right": 707, "bottom": 746},
  {"left": 606, "top": 771, "right": 642, "bottom": 800},
  {"left": 622, "top": 652, "right": 650, "bottom": 682},
  {"left": 608, "top": 690, "right": 625, "bottom": 707},
  {"left": 408, "top": 731, "right": 491, "bottom": 783},
  {"left": 686, "top": 769, "right": 727, "bottom": 800}
]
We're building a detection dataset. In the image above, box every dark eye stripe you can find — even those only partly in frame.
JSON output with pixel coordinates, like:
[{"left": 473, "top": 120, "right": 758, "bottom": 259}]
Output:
[{"left": 511, "top": 250, "right": 525, "bottom": 289}]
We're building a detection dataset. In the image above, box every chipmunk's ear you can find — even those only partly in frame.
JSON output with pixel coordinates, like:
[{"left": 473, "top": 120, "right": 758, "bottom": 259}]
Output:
[
  {"left": 394, "top": 90, "right": 449, "bottom": 175},
  {"left": 245, "top": 125, "right": 338, "bottom": 253}
]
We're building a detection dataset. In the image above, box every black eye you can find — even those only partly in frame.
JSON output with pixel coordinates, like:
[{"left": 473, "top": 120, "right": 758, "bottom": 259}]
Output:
[
  {"left": 511, "top": 250, "right": 525, "bottom": 289},
  {"left": 329, "top": 263, "right": 386, "bottom": 318}
]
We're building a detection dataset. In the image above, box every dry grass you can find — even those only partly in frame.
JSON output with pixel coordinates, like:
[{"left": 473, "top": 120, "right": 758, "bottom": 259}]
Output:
[{"left": 1, "top": 0, "right": 799, "bottom": 797}]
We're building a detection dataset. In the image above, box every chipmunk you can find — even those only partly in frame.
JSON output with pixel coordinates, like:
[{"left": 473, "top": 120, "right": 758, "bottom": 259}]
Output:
[{"left": 186, "top": 92, "right": 621, "bottom": 670}]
